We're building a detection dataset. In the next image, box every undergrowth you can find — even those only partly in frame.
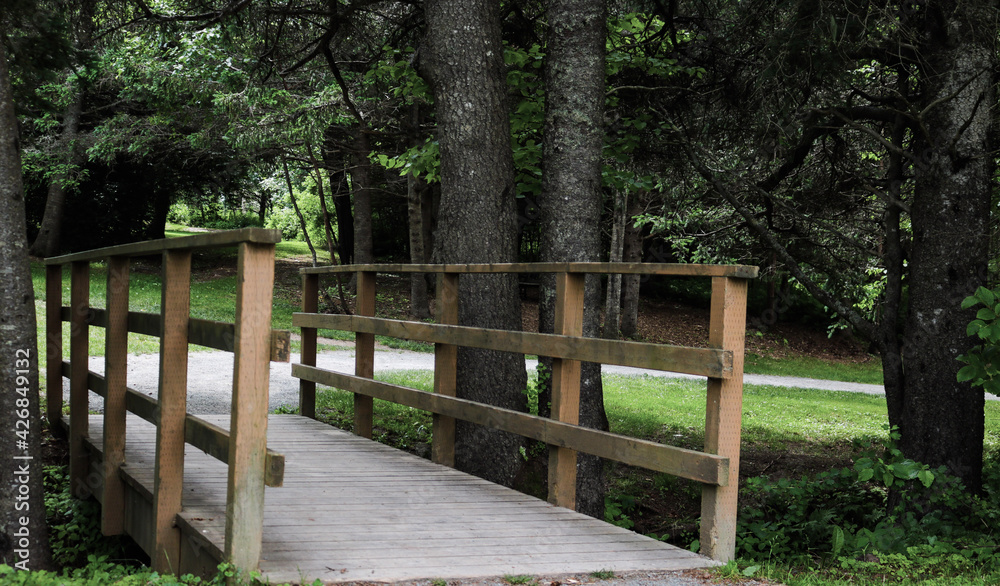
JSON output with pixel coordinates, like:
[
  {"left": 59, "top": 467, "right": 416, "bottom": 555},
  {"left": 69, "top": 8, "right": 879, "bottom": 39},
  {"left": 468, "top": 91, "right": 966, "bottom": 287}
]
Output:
[
  {"left": 729, "top": 427, "right": 1000, "bottom": 583},
  {"left": 31, "top": 464, "right": 306, "bottom": 585}
]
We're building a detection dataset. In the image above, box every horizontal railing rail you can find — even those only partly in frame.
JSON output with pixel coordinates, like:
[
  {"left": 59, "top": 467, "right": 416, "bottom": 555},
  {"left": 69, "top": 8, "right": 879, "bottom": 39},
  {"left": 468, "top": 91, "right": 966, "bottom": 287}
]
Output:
[
  {"left": 295, "top": 313, "right": 732, "bottom": 378},
  {"left": 59, "top": 308, "right": 291, "bottom": 362},
  {"left": 45, "top": 228, "right": 283, "bottom": 576},
  {"left": 301, "top": 261, "right": 758, "bottom": 278},
  {"left": 292, "top": 363, "right": 728, "bottom": 485},
  {"left": 60, "top": 362, "right": 285, "bottom": 486},
  {"left": 45, "top": 227, "right": 281, "bottom": 264},
  {"left": 293, "top": 262, "right": 756, "bottom": 563}
]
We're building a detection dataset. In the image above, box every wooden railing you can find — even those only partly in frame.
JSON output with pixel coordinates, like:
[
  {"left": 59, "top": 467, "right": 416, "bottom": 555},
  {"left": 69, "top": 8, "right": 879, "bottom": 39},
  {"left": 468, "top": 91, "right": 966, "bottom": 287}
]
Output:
[
  {"left": 45, "top": 228, "right": 289, "bottom": 574},
  {"left": 292, "top": 262, "right": 757, "bottom": 562}
]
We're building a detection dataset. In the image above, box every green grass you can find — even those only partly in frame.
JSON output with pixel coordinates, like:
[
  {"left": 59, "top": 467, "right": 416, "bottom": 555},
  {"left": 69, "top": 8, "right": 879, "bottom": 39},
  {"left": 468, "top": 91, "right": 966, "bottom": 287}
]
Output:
[
  {"left": 745, "top": 351, "right": 883, "bottom": 385},
  {"left": 165, "top": 223, "right": 332, "bottom": 262}
]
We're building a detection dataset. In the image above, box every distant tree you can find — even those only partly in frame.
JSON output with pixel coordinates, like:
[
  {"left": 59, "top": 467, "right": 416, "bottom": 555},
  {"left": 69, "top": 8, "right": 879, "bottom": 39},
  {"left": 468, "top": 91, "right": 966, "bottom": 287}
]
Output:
[
  {"left": 28, "top": 0, "right": 95, "bottom": 257},
  {"left": 424, "top": 0, "right": 528, "bottom": 485}
]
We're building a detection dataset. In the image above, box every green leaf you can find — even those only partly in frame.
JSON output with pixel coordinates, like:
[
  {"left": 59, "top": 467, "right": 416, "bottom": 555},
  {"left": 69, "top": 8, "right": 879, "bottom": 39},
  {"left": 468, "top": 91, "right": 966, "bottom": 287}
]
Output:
[
  {"left": 963, "top": 295, "right": 981, "bottom": 309},
  {"left": 977, "top": 307, "right": 997, "bottom": 321},
  {"left": 976, "top": 286, "right": 997, "bottom": 307},
  {"left": 891, "top": 460, "right": 920, "bottom": 480},
  {"left": 883, "top": 472, "right": 894, "bottom": 487},
  {"left": 831, "top": 526, "right": 845, "bottom": 557},
  {"left": 857, "top": 468, "right": 875, "bottom": 482},
  {"left": 968, "top": 320, "right": 985, "bottom": 336},
  {"left": 918, "top": 469, "right": 935, "bottom": 488},
  {"left": 958, "top": 364, "right": 979, "bottom": 382},
  {"left": 742, "top": 565, "right": 760, "bottom": 577}
]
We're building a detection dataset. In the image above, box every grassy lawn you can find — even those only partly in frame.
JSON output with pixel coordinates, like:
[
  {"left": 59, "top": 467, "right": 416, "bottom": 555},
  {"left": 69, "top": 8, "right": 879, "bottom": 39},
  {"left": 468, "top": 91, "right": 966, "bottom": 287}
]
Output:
[{"left": 744, "top": 351, "right": 883, "bottom": 385}]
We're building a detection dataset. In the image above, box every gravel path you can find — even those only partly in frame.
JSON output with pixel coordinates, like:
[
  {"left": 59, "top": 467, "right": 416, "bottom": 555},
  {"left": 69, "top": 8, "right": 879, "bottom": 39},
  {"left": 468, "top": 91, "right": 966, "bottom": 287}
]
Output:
[{"left": 71, "top": 346, "right": 900, "bottom": 415}]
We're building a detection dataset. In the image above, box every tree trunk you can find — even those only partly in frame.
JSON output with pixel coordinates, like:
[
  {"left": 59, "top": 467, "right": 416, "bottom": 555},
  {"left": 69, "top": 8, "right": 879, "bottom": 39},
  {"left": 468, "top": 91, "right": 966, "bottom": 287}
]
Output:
[
  {"left": 535, "top": 0, "right": 608, "bottom": 519},
  {"left": 425, "top": 0, "right": 527, "bottom": 486},
  {"left": 603, "top": 190, "right": 627, "bottom": 339},
  {"left": 407, "top": 171, "right": 431, "bottom": 319},
  {"left": 321, "top": 136, "right": 355, "bottom": 265},
  {"left": 146, "top": 188, "right": 171, "bottom": 240},
  {"left": 620, "top": 196, "right": 644, "bottom": 337},
  {"left": 891, "top": 0, "right": 995, "bottom": 493},
  {"left": 407, "top": 104, "right": 431, "bottom": 319},
  {"left": 28, "top": 94, "right": 82, "bottom": 257},
  {"left": 0, "top": 38, "right": 53, "bottom": 571},
  {"left": 351, "top": 130, "right": 374, "bottom": 266},
  {"left": 283, "top": 158, "right": 318, "bottom": 266},
  {"left": 330, "top": 167, "right": 354, "bottom": 265}
]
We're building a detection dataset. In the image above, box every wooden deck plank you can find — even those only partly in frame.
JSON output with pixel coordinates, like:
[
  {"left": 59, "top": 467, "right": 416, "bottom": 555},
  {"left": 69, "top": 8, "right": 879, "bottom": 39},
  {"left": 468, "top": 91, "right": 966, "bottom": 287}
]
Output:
[{"left": 87, "top": 413, "right": 717, "bottom": 583}]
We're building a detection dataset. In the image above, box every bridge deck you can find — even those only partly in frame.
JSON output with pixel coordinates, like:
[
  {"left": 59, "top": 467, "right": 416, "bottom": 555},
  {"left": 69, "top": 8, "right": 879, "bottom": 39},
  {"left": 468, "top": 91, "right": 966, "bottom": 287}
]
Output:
[{"left": 86, "top": 414, "right": 716, "bottom": 584}]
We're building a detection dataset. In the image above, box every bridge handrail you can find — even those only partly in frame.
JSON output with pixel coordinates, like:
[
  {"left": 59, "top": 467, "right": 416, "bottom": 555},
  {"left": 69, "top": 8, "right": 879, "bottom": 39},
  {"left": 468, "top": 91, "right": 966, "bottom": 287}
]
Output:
[
  {"left": 293, "top": 262, "right": 755, "bottom": 562},
  {"left": 45, "top": 228, "right": 284, "bottom": 574}
]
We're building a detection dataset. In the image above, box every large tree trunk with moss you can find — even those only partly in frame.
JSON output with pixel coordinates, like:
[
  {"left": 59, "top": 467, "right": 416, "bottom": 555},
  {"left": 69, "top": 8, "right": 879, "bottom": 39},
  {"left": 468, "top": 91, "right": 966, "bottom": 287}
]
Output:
[
  {"left": 0, "top": 37, "right": 53, "bottom": 571},
  {"left": 425, "top": 0, "right": 527, "bottom": 486},
  {"left": 536, "top": 0, "right": 608, "bottom": 519},
  {"left": 888, "top": 0, "right": 995, "bottom": 493}
]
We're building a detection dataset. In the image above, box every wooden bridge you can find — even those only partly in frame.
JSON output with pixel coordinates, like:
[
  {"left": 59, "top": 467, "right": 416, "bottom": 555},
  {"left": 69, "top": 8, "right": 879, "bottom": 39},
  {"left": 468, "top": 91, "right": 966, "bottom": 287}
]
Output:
[{"left": 44, "top": 229, "right": 756, "bottom": 583}]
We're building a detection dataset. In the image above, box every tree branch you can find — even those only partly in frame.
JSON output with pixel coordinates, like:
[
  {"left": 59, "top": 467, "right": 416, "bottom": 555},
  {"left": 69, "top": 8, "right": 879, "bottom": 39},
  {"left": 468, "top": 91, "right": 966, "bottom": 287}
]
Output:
[{"left": 682, "top": 138, "right": 878, "bottom": 340}]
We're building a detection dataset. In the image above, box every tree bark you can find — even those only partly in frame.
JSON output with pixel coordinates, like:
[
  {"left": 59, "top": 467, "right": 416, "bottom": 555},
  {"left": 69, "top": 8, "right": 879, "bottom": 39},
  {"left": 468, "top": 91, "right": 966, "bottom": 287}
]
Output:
[
  {"left": 351, "top": 130, "right": 374, "bottom": 266},
  {"left": 407, "top": 104, "right": 431, "bottom": 319},
  {"left": 145, "top": 188, "right": 171, "bottom": 240},
  {"left": 536, "top": 0, "right": 608, "bottom": 519},
  {"left": 603, "top": 190, "right": 627, "bottom": 339},
  {"left": 620, "top": 196, "right": 644, "bottom": 337},
  {"left": 330, "top": 167, "right": 354, "bottom": 265},
  {"left": 0, "top": 37, "right": 53, "bottom": 571},
  {"left": 425, "top": 0, "right": 527, "bottom": 486},
  {"left": 892, "top": 0, "right": 995, "bottom": 492}
]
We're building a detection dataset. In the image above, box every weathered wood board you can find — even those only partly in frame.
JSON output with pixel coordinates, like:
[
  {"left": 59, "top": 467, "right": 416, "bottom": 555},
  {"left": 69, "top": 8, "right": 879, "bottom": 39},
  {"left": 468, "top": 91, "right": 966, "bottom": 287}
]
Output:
[{"left": 87, "top": 414, "right": 717, "bottom": 583}]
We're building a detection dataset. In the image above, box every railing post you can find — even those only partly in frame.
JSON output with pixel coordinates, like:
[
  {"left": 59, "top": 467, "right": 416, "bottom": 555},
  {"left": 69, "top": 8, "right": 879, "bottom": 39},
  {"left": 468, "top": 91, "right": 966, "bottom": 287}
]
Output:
[
  {"left": 102, "top": 256, "right": 130, "bottom": 535},
  {"left": 700, "top": 275, "right": 748, "bottom": 562},
  {"left": 300, "top": 273, "right": 319, "bottom": 419},
  {"left": 432, "top": 272, "right": 459, "bottom": 466},
  {"left": 153, "top": 249, "right": 192, "bottom": 573},
  {"left": 225, "top": 242, "right": 276, "bottom": 577},
  {"left": 354, "top": 271, "right": 376, "bottom": 438},
  {"left": 547, "top": 272, "right": 585, "bottom": 509},
  {"left": 69, "top": 261, "right": 91, "bottom": 497},
  {"left": 46, "top": 264, "right": 63, "bottom": 434}
]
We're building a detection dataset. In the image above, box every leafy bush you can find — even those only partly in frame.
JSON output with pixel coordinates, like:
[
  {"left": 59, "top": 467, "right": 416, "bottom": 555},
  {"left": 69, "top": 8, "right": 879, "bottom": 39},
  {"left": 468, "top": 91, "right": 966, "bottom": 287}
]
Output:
[
  {"left": 44, "top": 466, "right": 132, "bottom": 568},
  {"left": 958, "top": 285, "right": 1000, "bottom": 396},
  {"left": 0, "top": 558, "right": 296, "bottom": 585},
  {"left": 736, "top": 428, "right": 1000, "bottom": 574},
  {"left": 200, "top": 211, "right": 262, "bottom": 230}
]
